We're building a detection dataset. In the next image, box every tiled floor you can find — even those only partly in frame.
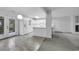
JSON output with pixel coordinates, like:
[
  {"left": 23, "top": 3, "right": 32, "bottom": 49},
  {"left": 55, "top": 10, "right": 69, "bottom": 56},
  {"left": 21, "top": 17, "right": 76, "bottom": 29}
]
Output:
[
  {"left": 38, "top": 33, "right": 79, "bottom": 51},
  {"left": 0, "top": 32, "right": 79, "bottom": 51},
  {"left": 0, "top": 33, "right": 44, "bottom": 51}
]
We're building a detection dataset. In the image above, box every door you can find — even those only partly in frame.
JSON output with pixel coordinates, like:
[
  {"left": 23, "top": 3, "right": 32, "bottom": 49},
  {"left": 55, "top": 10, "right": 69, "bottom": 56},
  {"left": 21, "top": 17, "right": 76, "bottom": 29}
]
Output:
[
  {"left": 0, "top": 16, "right": 4, "bottom": 34},
  {"left": 0, "top": 16, "right": 8, "bottom": 39},
  {"left": 8, "top": 18, "right": 16, "bottom": 36},
  {"left": 9, "top": 19, "right": 15, "bottom": 33}
]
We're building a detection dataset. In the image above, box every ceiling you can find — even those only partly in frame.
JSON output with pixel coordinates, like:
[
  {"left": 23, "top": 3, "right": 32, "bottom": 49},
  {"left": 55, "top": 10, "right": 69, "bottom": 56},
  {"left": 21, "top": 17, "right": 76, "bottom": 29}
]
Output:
[
  {"left": 52, "top": 7, "right": 79, "bottom": 17},
  {"left": 5, "top": 7, "right": 46, "bottom": 18},
  {"left": 4, "top": 7, "right": 63, "bottom": 18},
  {"left": 0, "top": 7, "right": 79, "bottom": 18}
]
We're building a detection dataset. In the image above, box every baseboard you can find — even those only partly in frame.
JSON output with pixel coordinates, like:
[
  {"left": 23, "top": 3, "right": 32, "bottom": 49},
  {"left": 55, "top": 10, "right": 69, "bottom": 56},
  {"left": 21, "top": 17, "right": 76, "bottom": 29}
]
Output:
[
  {"left": 54, "top": 31, "right": 72, "bottom": 34},
  {"left": 0, "top": 35, "right": 17, "bottom": 40},
  {"left": 19, "top": 32, "right": 33, "bottom": 36},
  {"left": 54, "top": 31, "right": 63, "bottom": 33},
  {"left": 33, "top": 36, "right": 51, "bottom": 39}
]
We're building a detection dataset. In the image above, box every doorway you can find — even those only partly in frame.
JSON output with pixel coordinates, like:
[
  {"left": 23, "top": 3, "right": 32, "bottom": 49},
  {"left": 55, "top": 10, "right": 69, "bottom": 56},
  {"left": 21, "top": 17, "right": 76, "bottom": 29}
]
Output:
[
  {"left": 75, "top": 25, "right": 79, "bottom": 32},
  {"left": 0, "top": 17, "right": 4, "bottom": 34}
]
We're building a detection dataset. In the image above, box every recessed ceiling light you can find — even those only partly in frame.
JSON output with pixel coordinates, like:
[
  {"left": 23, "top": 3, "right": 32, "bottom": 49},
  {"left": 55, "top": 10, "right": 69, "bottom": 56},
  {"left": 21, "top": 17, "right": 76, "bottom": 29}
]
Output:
[
  {"left": 34, "top": 16, "right": 40, "bottom": 18},
  {"left": 17, "top": 15, "right": 23, "bottom": 20}
]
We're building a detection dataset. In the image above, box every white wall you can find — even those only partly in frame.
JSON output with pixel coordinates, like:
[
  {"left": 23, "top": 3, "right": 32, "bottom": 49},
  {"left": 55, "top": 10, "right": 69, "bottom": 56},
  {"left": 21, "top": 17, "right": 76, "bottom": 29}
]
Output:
[
  {"left": 19, "top": 20, "right": 24, "bottom": 35},
  {"left": 52, "top": 16, "right": 72, "bottom": 33},
  {"left": 19, "top": 17, "right": 33, "bottom": 35},
  {"left": 24, "top": 17, "right": 33, "bottom": 34},
  {"left": 52, "top": 8, "right": 79, "bottom": 33}
]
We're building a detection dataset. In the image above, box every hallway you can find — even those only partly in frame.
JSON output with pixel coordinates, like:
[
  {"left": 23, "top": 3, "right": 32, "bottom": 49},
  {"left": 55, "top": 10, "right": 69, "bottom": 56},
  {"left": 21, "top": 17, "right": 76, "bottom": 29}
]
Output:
[{"left": 38, "top": 33, "right": 79, "bottom": 51}]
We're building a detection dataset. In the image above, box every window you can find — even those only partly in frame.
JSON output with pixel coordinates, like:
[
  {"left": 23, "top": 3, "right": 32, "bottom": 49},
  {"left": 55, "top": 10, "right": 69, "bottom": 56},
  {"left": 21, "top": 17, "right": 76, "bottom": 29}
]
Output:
[
  {"left": 75, "top": 25, "right": 79, "bottom": 32},
  {"left": 32, "top": 19, "right": 46, "bottom": 28}
]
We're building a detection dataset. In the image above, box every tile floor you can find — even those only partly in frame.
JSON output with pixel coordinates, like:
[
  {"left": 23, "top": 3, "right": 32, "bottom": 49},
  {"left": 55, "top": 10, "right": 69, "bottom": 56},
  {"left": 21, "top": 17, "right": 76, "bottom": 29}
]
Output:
[
  {"left": 0, "top": 32, "right": 79, "bottom": 51},
  {"left": 0, "top": 33, "right": 44, "bottom": 51},
  {"left": 38, "top": 33, "right": 79, "bottom": 51}
]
